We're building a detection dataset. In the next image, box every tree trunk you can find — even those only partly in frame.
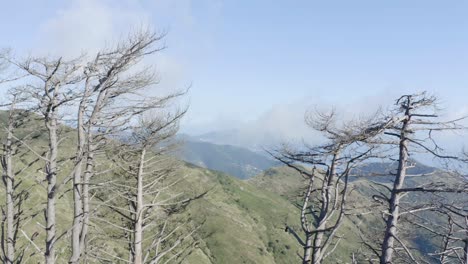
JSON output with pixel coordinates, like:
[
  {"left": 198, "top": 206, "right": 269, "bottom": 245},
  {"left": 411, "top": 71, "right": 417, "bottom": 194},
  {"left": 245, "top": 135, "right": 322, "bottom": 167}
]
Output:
[
  {"left": 311, "top": 231, "right": 323, "bottom": 264},
  {"left": 134, "top": 148, "right": 146, "bottom": 264},
  {"left": 380, "top": 108, "right": 410, "bottom": 264},
  {"left": 303, "top": 233, "right": 312, "bottom": 264},
  {"left": 311, "top": 152, "right": 338, "bottom": 264},
  {"left": 69, "top": 165, "right": 83, "bottom": 264},
  {"left": 3, "top": 117, "right": 14, "bottom": 264},
  {"left": 464, "top": 239, "right": 468, "bottom": 264},
  {"left": 76, "top": 85, "right": 101, "bottom": 262},
  {"left": 45, "top": 114, "right": 58, "bottom": 264},
  {"left": 69, "top": 102, "right": 85, "bottom": 264},
  {"left": 79, "top": 147, "right": 94, "bottom": 259},
  {"left": 301, "top": 173, "right": 314, "bottom": 264}
]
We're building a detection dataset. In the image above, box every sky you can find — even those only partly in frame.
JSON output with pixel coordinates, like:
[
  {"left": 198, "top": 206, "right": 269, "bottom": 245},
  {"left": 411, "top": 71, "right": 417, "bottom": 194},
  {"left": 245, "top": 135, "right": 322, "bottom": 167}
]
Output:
[{"left": 0, "top": 0, "right": 468, "bottom": 147}]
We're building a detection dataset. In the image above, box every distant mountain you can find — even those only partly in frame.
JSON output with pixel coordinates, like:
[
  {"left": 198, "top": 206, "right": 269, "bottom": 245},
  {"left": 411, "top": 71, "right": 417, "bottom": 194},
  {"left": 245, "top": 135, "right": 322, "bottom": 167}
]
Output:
[
  {"left": 350, "top": 159, "right": 438, "bottom": 183},
  {"left": 176, "top": 137, "right": 278, "bottom": 179},
  {"left": 195, "top": 129, "right": 241, "bottom": 145},
  {"left": 190, "top": 129, "right": 281, "bottom": 151}
]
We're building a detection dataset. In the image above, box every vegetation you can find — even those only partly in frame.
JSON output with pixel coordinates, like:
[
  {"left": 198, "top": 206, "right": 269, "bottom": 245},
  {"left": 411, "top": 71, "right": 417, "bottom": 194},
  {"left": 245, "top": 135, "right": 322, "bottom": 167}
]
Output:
[{"left": 0, "top": 23, "right": 467, "bottom": 264}]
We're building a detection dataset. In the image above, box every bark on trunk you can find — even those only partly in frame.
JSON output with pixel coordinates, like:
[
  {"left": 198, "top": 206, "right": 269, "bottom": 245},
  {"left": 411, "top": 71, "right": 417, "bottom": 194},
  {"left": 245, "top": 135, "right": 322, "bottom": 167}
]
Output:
[
  {"left": 303, "top": 233, "right": 312, "bottom": 264},
  {"left": 464, "top": 239, "right": 468, "bottom": 264},
  {"left": 45, "top": 115, "right": 58, "bottom": 264},
  {"left": 311, "top": 153, "right": 338, "bottom": 264},
  {"left": 78, "top": 83, "right": 108, "bottom": 260},
  {"left": 311, "top": 232, "right": 323, "bottom": 264},
  {"left": 70, "top": 166, "right": 83, "bottom": 264},
  {"left": 74, "top": 85, "right": 103, "bottom": 262},
  {"left": 3, "top": 117, "right": 14, "bottom": 264},
  {"left": 301, "top": 174, "right": 314, "bottom": 264},
  {"left": 69, "top": 101, "right": 85, "bottom": 264},
  {"left": 79, "top": 148, "right": 94, "bottom": 258},
  {"left": 133, "top": 148, "right": 146, "bottom": 264},
  {"left": 380, "top": 105, "right": 410, "bottom": 264}
]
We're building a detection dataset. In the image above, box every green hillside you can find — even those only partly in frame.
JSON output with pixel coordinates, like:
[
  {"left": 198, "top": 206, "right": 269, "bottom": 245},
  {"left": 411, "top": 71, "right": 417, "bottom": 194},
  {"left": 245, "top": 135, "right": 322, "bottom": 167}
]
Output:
[
  {"left": 249, "top": 164, "right": 468, "bottom": 263},
  {"left": 0, "top": 111, "right": 300, "bottom": 263},
  {"left": 1, "top": 111, "right": 466, "bottom": 263},
  {"left": 179, "top": 165, "right": 301, "bottom": 263},
  {"left": 181, "top": 166, "right": 375, "bottom": 263},
  {"left": 0, "top": 111, "right": 382, "bottom": 263},
  {"left": 249, "top": 166, "right": 381, "bottom": 263}
]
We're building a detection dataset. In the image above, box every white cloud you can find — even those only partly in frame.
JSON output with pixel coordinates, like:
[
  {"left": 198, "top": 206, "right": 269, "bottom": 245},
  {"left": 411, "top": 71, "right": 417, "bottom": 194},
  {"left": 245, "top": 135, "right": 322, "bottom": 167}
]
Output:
[
  {"left": 35, "top": 0, "right": 151, "bottom": 58},
  {"left": 30, "top": 0, "right": 192, "bottom": 98},
  {"left": 184, "top": 90, "right": 468, "bottom": 155}
]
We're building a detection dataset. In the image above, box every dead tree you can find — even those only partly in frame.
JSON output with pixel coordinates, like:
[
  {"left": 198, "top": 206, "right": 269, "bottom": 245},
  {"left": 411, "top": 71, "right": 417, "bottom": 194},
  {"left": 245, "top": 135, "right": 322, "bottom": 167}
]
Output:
[
  {"left": 11, "top": 56, "right": 84, "bottom": 264},
  {"left": 1, "top": 95, "right": 20, "bottom": 264},
  {"left": 0, "top": 63, "right": 19, "bottom": 264},
  {"left": 441, "top": 206, "right": 468, "bottom": 264},
  {"left": 365, "top": 92, "right": 468, "bottom": 264},
  {"left": 90, "top": 105, "right": 200, "bottom": 264},
  {"left": 68, "top": 29, "right": 169, "bottom": 264},
  {"left": 0, "top": 52, "right": 44, "bottom": 263},
  {"left": 417, "top": 205, "right": 468, "bottom": 264},
  {"left": 269, "top": 109, "right": 379, "bottom": 264},
  {"left": 3, "top": 29, "right": 187, "bottom": 263},
  {"left": 0, "top": 90, "right": 62, "bottom": 263}
]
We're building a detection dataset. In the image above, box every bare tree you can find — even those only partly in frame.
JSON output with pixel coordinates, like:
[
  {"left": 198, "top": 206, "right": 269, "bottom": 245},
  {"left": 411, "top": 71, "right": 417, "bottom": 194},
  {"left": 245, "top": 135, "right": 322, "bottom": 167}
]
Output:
[
  {"left": 89, "top": 105, "right": 202, "bottom": 264},
  {"left": 411, "top": 204, "right": 468, "bottom": 264},
  {"left": 1, "top": 95, "right": 21, "bottom": 264},
  {"left": 364, "top": 92, "right": 468, "bottom": 263},
  {"left": 1, "top": 28, "right": 191, "bottom": 264},
  {"left": 0, "top": 60, "right": 19, "bottom": 264},
  {"left": 439, "top": 206, "right": 468, "bottom": 264},
  {"left": 269, "top": 109, "right": 379, "bottom": 264},
  {"left": 0, "top": 51, "right": 46, "bottom": 264},
  {"left": 68, "top": 29, "right": 169, "bottom": 264},
  {"left": 0, "top": 91, "right": 63, "bottom": 263},
  {"left": 11, "top": 56, "right": 84, "bottom": 264}
]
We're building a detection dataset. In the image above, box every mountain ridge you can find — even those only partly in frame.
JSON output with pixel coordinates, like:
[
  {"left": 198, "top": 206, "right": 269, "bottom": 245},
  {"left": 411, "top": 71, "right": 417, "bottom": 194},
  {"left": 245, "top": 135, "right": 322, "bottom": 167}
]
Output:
[{"left": 176, "top": 135, "right": 278, "bottom": 179}]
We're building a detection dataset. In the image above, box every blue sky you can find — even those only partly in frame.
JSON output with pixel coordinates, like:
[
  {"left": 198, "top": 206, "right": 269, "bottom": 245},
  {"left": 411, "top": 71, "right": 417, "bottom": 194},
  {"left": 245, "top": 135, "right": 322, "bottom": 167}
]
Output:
[{"left": 1, "top": 0, "right": 468, "bottom": 142}]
